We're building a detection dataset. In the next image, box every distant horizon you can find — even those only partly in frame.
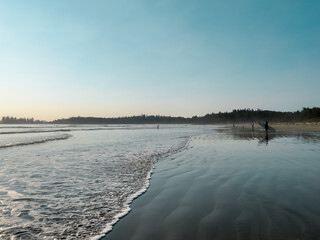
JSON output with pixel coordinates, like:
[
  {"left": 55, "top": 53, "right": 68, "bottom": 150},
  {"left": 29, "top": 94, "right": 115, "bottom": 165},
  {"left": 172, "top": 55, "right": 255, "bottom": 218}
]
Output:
[
  {"left": 1, "top": 106, "right": 319, "bottom": 122},
  {"left": 1, "top": 1, "right": 319, "bottom": 121}
]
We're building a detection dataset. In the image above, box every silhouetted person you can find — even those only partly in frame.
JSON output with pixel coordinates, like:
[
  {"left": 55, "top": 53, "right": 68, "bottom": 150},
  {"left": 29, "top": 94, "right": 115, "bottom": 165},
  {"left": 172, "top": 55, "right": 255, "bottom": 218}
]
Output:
[
  {"left": 265, "top": 121, "right": 269, "bottom": 133},
  {"left": 252, "top": 123, "right": 254, "bottom": 132}
]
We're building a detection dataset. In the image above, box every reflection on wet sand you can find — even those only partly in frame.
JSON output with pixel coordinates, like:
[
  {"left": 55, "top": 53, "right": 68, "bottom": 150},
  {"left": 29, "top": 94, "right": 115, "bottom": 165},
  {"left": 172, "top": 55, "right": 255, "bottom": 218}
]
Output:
[{"left": 216, "top": 126, "right": 320, "bottom": 145}]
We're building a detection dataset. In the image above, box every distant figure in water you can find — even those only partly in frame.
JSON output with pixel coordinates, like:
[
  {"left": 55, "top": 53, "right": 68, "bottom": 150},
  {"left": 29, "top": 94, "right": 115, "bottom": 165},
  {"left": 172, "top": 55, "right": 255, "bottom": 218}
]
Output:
[
  {"left": 265, "top": 121, "right": 269, "bottom": 133},
  {"left": 252, "top": 123, "right": 254, "bottom": 132},
  {"left": 157, "top": 125, "right": 159, "bottom": 130}
]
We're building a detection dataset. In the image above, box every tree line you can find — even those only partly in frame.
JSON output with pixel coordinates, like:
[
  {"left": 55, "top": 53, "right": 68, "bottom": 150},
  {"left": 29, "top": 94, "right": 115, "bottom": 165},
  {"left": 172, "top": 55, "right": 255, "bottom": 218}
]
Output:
[
  {"left": 50, "top": 107, "right": 320, "bottom": 124},
  {"left": 51, "top": 115, "right": 190, "bottom": 124},
  {"left": 1, "top": 107, "right": 319, "bottom": 124},
  {"left": 0, "top": 116, "right": 45, "bottom": 124},
  {"left": 193, "top": 107, "right": 320, "bottom": 124}
]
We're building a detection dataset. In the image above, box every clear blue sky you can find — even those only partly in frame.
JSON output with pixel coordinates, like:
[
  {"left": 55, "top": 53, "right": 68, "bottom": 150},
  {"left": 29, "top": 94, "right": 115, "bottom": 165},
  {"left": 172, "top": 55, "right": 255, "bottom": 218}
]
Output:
[{"left": 1, "top": 0, "right": 319, "bottom": 120}]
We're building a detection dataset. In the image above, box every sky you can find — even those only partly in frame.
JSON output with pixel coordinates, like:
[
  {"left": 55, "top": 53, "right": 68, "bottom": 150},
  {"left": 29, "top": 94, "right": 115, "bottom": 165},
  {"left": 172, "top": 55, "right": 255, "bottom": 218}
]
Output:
[{"left": 0, "top": 0, "right": 319, "bottom": 121}]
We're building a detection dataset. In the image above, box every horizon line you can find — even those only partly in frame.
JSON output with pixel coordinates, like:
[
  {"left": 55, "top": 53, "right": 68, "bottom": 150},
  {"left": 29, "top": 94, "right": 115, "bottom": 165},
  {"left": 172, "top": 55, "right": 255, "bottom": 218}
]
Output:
[{"left": 1, "top": 107, "right": 319, "bottom": 122}]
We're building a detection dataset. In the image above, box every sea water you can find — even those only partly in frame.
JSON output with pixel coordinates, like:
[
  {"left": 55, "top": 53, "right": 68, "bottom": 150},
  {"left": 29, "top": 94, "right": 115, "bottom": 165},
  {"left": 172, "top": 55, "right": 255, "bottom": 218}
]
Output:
[{"left": 0, "top": 124, "right": 209, "bottom": 239}]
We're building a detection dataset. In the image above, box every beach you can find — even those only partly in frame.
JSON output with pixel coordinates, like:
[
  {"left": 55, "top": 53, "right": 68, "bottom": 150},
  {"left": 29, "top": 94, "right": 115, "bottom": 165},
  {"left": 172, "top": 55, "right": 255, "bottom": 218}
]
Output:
[{"left": 104, "top": 127, "right": 320, "bottom": 240}]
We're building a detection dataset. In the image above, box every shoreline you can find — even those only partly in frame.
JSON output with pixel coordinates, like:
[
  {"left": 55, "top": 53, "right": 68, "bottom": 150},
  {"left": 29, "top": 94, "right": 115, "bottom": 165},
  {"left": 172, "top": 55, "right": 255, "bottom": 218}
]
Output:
[
  {"left": 92, "top": 167, "right": 155, "bottom": 240},
  {"left": 97, "top": 137, "right": 191, "bottom": 240}
]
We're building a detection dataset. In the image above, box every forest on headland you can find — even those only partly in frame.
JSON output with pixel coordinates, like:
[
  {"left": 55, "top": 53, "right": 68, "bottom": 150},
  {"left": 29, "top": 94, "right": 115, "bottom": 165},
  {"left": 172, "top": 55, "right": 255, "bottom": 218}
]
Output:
[{"left": 1, "top": 107, "right": 319, "bottom": 124}]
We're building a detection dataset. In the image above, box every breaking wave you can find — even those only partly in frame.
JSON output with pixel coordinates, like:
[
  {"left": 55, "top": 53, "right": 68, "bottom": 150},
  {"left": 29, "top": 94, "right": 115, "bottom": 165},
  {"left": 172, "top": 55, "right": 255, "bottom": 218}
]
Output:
[{"left": 0, "top": 129, "right": 71, "bottom": 135}]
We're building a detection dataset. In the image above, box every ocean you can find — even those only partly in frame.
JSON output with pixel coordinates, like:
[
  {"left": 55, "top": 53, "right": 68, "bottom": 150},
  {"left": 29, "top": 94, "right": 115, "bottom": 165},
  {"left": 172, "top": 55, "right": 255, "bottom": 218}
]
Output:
[{"left": 0, "top": 124, "right": 209, "bottom": 239}]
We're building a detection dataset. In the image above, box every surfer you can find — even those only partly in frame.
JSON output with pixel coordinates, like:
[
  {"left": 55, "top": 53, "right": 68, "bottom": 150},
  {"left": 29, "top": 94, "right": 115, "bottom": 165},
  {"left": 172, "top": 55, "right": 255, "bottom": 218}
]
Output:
[{"left": 265, "top": 121, "right": 269, "bottom": 133}]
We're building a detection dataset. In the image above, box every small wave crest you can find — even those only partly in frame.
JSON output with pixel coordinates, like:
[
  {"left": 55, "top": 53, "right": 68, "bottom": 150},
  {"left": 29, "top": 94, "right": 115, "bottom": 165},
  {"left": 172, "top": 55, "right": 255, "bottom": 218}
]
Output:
[
  {"left": 0, "top": 129, "right": 71, "bottom": 135},
  {"left": 0, "top": 134, "right": 72, "bottom": 149}
]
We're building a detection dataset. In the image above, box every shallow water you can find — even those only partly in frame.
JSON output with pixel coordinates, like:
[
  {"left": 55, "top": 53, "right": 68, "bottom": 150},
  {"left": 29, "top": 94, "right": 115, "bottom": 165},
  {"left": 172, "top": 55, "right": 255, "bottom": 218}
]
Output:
[
  {"left": 105, "top": 127, "right": 320, "bottom": 240},
  {"left": 0, "top": 124, "right": 208, "bottom": 239}
]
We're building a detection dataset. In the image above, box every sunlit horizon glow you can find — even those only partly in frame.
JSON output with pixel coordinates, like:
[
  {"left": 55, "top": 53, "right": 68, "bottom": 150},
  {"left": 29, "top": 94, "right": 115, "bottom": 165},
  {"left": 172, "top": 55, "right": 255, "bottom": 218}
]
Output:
[{"left": 1, "top": 1, "right": 319, "bottom": 121}]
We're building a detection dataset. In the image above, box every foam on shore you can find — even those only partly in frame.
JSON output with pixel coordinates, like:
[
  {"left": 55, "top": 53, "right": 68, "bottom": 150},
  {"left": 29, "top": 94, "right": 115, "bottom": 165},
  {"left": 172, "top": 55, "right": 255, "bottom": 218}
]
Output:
[{"left": 92, "top": 138, "right": 191, "bottom": 240}]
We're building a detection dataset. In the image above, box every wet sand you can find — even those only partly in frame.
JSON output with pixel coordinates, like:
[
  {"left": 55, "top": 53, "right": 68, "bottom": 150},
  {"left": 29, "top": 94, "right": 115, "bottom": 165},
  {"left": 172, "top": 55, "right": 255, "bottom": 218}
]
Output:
[
  {"left": 234, "top": 122, "right": 320, "bottom": 133},
  {"left": 103, "top": 129, "right": 320, "bottom": 240},
  {"left": 271, "top": 122, "right": 320, "bottom": 133}
]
